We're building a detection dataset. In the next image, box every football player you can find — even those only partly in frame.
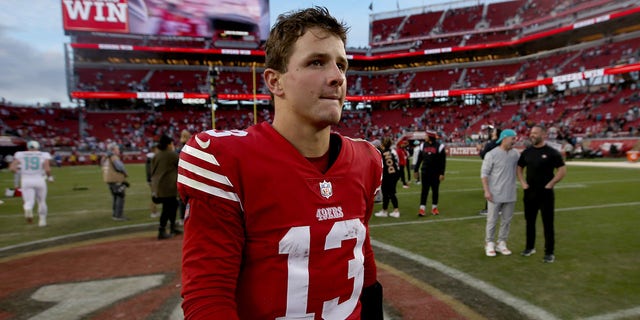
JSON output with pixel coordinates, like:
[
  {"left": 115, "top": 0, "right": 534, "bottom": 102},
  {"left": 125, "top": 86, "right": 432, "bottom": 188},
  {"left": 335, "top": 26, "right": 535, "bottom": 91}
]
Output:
[
  {"left": 10, "top": 140, "right": 52, "bottom": 226},
  {"left": 178, "top": 6, "right": 383, "bottom": 320}
]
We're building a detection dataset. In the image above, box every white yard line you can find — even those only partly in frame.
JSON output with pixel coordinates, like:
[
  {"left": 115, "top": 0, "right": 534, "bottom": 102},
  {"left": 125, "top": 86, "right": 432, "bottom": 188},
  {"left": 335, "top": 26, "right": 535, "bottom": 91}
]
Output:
[
  {"left": 372, "top": 240, "right": 561, "bottom": 320},
  {"left": 581, "top": 306, "right": 640, "bottom": 320}
]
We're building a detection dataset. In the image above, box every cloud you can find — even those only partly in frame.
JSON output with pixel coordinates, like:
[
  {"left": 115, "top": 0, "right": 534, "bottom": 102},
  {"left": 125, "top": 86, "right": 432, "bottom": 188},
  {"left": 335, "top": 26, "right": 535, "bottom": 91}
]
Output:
[
  {"left": 0, "top": 1, "right": 70, "bottom": 106},
  {"left": 0, "top": 27, "right": 69, "bottom": 106}
]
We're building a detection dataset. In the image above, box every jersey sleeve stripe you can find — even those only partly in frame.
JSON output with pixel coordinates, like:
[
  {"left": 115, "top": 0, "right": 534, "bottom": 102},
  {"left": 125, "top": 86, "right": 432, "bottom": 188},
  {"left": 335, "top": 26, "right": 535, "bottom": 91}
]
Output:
[
  {"left": 177, "top": 174, "right": 240, "bottom": 203},
  {"left": 182, "top": 144, "right": 220, "bottom": 166},
  {"left": 178, "top": 159, "right": 234, "bottom": 187}
]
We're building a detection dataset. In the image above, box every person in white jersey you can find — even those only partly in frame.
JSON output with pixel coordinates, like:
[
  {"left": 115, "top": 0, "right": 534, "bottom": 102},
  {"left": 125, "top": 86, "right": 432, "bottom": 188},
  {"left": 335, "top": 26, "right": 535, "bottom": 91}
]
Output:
[{"left": 9, "top": 140, "right": 53, "bottom": 226}]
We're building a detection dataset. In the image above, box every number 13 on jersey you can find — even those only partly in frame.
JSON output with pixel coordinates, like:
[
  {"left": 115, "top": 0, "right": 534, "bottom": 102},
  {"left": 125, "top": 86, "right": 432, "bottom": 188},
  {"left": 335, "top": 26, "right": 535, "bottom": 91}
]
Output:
[{"left": 278, "top": 218, "right": 366, "bottom": 320}]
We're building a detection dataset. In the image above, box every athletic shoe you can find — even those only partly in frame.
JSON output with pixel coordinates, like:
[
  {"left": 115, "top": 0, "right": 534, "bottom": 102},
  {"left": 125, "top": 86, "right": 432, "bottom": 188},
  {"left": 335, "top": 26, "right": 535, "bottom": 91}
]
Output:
[
  {"left": 478, "top": 209, "right": 488, "bottom": 216},
  {"left": 38, "top": 217, "right": 47, "bottom": 227},
  {"left": 389, "top": 210, "right": 400, "bottom": 218},
  {"left": 374, "top": 210, "right": 388, "bottom": 217},
  {"left": 158, "top": 230, "right": 173, "bottom": 240},
  {"left": 431, "top": 207, "right": 440, "bottom": 215},
  {"left": 417, "top": 208, "right": 426, "bottom": 217},
  {"left": 485, "top": 242, "right": 496, "bottom": 257},
  {"left": 150, "top": 212, "right": 160, "bottom": 218},
  {"left": 25, "top": 210, "right": 34, "bottom": 224},
  {"left": 112, "top": 216, "right": 129, "bottom": 221},
  {"left": 496, "top": 241, "right": 512, "bottom": 255},
  {"left": 521, "top": 248, "right": 536, "bottom": 256},
  {"left": 402, "top": 185, "right": 410, "bottom": 189},
  {"left": 543, "top": 254, "right": 555, "bottom": 263}
]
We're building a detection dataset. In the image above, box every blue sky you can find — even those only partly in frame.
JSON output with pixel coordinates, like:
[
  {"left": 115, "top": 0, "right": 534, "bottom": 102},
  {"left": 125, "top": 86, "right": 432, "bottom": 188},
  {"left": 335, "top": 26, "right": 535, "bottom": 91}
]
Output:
[{"left": 0, "top": 0, "right": 444, "bottom": 106}]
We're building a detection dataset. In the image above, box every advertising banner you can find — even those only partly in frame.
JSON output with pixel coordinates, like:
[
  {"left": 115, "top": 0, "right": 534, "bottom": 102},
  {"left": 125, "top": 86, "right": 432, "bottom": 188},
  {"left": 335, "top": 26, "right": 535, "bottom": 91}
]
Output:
[{"left": 62, "top": 0, "right": 269, "bottom": 40}]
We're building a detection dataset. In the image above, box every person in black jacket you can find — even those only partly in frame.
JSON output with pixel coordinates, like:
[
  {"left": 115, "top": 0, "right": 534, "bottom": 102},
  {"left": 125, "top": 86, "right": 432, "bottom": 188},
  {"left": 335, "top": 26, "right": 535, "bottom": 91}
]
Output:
[{"left": 414, "top": 130, "right": 446, "bottom": 216}]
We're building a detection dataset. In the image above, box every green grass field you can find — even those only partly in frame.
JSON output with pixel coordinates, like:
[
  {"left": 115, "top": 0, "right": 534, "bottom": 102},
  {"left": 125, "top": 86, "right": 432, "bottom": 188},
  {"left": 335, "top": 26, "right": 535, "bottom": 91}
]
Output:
[{"left": 0, "top": 159, "right": 639, "bottom": 319}]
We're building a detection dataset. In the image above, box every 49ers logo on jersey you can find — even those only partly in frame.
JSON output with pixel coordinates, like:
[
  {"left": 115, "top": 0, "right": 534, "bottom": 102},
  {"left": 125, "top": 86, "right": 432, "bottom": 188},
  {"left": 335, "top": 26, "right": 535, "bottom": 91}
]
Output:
[{"left": 319, "top": 180, "right": 333, "bottom": 199}]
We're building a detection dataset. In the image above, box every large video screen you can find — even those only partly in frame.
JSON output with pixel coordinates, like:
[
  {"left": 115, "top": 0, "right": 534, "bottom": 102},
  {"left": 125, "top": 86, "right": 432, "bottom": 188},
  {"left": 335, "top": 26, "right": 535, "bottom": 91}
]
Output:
[{"left": 62, "top": 0, "right": 270, "bottom": 41}]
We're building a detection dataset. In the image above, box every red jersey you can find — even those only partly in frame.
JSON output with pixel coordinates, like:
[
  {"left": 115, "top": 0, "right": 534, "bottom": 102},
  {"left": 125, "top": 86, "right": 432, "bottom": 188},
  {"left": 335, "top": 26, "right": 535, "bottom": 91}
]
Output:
[
  {"left": 395, "top": 146, "right": 408, "bottom": 166},
  {"left": 178, "top": 122, "right": 382, "bottom": 320}
]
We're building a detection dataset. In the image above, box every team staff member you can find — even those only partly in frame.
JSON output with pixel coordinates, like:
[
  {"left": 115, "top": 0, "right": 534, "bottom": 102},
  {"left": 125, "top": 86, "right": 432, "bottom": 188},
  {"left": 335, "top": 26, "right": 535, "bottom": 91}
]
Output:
[
  {"left": 517, "top": 124, "right": 566, "bottom": 263},
  {"left": 414, "top": 130, "right": 446, "bottom": 216},
  {"left": 178, "top": 7, "right": 383, "bottom": 319},
  {"left": 10, "top": 140, "right": 52, "bottom": 227}
]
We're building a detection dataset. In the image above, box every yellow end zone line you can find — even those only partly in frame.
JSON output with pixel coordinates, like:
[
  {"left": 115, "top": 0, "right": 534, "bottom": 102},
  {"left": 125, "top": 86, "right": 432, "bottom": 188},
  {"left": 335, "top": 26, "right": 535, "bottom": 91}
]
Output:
[{"left": 376, "top": 261, "right": 488, "bottom": 320}]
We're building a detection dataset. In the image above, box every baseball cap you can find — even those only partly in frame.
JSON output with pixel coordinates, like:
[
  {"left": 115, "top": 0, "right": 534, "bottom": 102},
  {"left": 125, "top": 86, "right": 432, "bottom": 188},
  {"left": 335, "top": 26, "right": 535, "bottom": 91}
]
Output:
[
  {"left": 496, "top": 129, "right": 516, "bottom": 144},
  {"left": 27, "top": 140, "right": 40, "bottom": 150}
]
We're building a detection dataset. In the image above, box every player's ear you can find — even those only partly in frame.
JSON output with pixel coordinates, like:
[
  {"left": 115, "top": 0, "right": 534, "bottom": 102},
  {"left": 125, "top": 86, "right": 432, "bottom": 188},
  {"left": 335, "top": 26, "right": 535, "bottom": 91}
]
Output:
[{"left": 264, "top": 68, "right": 284, "bottom": 96}]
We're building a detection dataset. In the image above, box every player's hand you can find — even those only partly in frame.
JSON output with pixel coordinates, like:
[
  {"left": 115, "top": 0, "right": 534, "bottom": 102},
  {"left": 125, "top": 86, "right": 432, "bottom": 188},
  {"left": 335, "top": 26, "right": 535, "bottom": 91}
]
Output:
[{"left": 47, "top": 176, "right": 54, "bottom": 182}]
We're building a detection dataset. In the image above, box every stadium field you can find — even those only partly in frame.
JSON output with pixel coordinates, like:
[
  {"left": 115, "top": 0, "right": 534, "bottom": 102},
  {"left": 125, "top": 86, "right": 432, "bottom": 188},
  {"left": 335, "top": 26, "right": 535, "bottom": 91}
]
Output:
[{"left": 0, "top": 158, "right": 639, "bottom": 319}]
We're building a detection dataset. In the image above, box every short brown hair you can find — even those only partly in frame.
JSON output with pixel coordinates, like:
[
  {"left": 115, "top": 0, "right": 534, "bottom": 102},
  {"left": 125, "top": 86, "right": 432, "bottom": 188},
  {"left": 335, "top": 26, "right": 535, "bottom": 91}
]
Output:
[{"left": 264, "top": 6, "right": 349, "bottom": 73}]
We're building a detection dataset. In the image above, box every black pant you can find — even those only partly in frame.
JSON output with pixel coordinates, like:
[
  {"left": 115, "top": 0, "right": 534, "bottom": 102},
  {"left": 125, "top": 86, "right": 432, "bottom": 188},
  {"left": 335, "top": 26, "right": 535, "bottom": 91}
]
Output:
[
  {"left": 398, "top": 165, "right": 407, "bottom": 185},
  {"left": 420, "top": 173, "right": 440, "bottom": 206},
  {"left": 108, "top": 183, "right": 126, "bottom": 218},
  {"left": 156, "top": 196, "right": 178, "bottom": 230},
  {"left": 523, "top": 188, "right": 555, "bottom": 255},
  {"left": 381, "top": 173, "right": 399, "bottom": 210}
]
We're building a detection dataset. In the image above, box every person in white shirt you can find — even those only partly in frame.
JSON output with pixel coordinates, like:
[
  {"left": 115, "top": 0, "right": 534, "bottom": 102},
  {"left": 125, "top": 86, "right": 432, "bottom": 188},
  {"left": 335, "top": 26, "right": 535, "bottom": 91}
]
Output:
[{"left": 10, "top": 140, "right": 53, "bottom": 227}]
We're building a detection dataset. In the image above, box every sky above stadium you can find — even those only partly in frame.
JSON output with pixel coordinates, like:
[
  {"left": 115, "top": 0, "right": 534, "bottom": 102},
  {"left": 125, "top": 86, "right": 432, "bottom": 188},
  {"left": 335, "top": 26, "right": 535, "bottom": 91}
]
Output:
[{"left": 0, "top": 0, "right": 451, "bottom": 107}]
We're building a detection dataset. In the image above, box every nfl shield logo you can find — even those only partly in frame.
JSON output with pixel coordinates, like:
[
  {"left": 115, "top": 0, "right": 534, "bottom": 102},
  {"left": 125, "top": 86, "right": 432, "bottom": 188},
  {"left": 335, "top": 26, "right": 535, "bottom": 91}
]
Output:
[{"left": 319, "top": 180, "right": 333, "bottom": 199}]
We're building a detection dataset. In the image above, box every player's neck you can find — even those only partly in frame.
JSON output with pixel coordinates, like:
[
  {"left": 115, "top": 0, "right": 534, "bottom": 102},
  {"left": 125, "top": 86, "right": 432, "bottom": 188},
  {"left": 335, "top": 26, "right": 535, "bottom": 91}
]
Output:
[{"left": 272, "top": 121, "right": 331, "bottom": 158}]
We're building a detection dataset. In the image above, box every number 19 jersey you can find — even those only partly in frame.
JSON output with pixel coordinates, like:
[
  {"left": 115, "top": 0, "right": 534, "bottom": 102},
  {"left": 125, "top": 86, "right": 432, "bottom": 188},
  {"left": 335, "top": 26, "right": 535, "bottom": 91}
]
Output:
[{"left": 14, "top": 151, "right": 52, "bottom": 179}]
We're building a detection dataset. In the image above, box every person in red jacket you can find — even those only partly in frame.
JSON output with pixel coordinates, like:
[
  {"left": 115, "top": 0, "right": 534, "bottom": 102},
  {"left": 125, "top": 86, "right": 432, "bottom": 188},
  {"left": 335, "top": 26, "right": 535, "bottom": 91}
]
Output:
[
  {"left": 178, "top": 7, "right": 383, "bottom": 320},
  {"left": 395, "top": 138, "right": 410, "bottom": 188}
]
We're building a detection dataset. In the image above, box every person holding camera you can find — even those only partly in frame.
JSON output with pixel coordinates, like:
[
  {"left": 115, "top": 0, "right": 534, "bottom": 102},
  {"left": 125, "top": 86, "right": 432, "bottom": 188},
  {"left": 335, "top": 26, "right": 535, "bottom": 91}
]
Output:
[{"left": 102, "top": 142, "right": 129, "bottom": 221}]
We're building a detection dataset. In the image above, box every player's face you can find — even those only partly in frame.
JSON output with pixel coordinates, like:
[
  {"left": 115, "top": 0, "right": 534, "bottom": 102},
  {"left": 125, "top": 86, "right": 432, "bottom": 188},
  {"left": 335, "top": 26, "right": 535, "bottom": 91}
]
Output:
[
  {"left": 278, "top": 27, "right": 348, "bottom": 129},
  {"left": 529, "top": 127, "right": 545, "bottom": 146}
]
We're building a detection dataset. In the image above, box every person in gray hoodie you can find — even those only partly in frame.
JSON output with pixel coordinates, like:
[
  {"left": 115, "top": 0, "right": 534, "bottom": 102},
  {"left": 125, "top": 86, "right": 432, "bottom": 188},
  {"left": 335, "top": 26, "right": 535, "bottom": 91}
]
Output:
[{"left": 481, "top": 129, "right": 519, "bottom": 257}]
